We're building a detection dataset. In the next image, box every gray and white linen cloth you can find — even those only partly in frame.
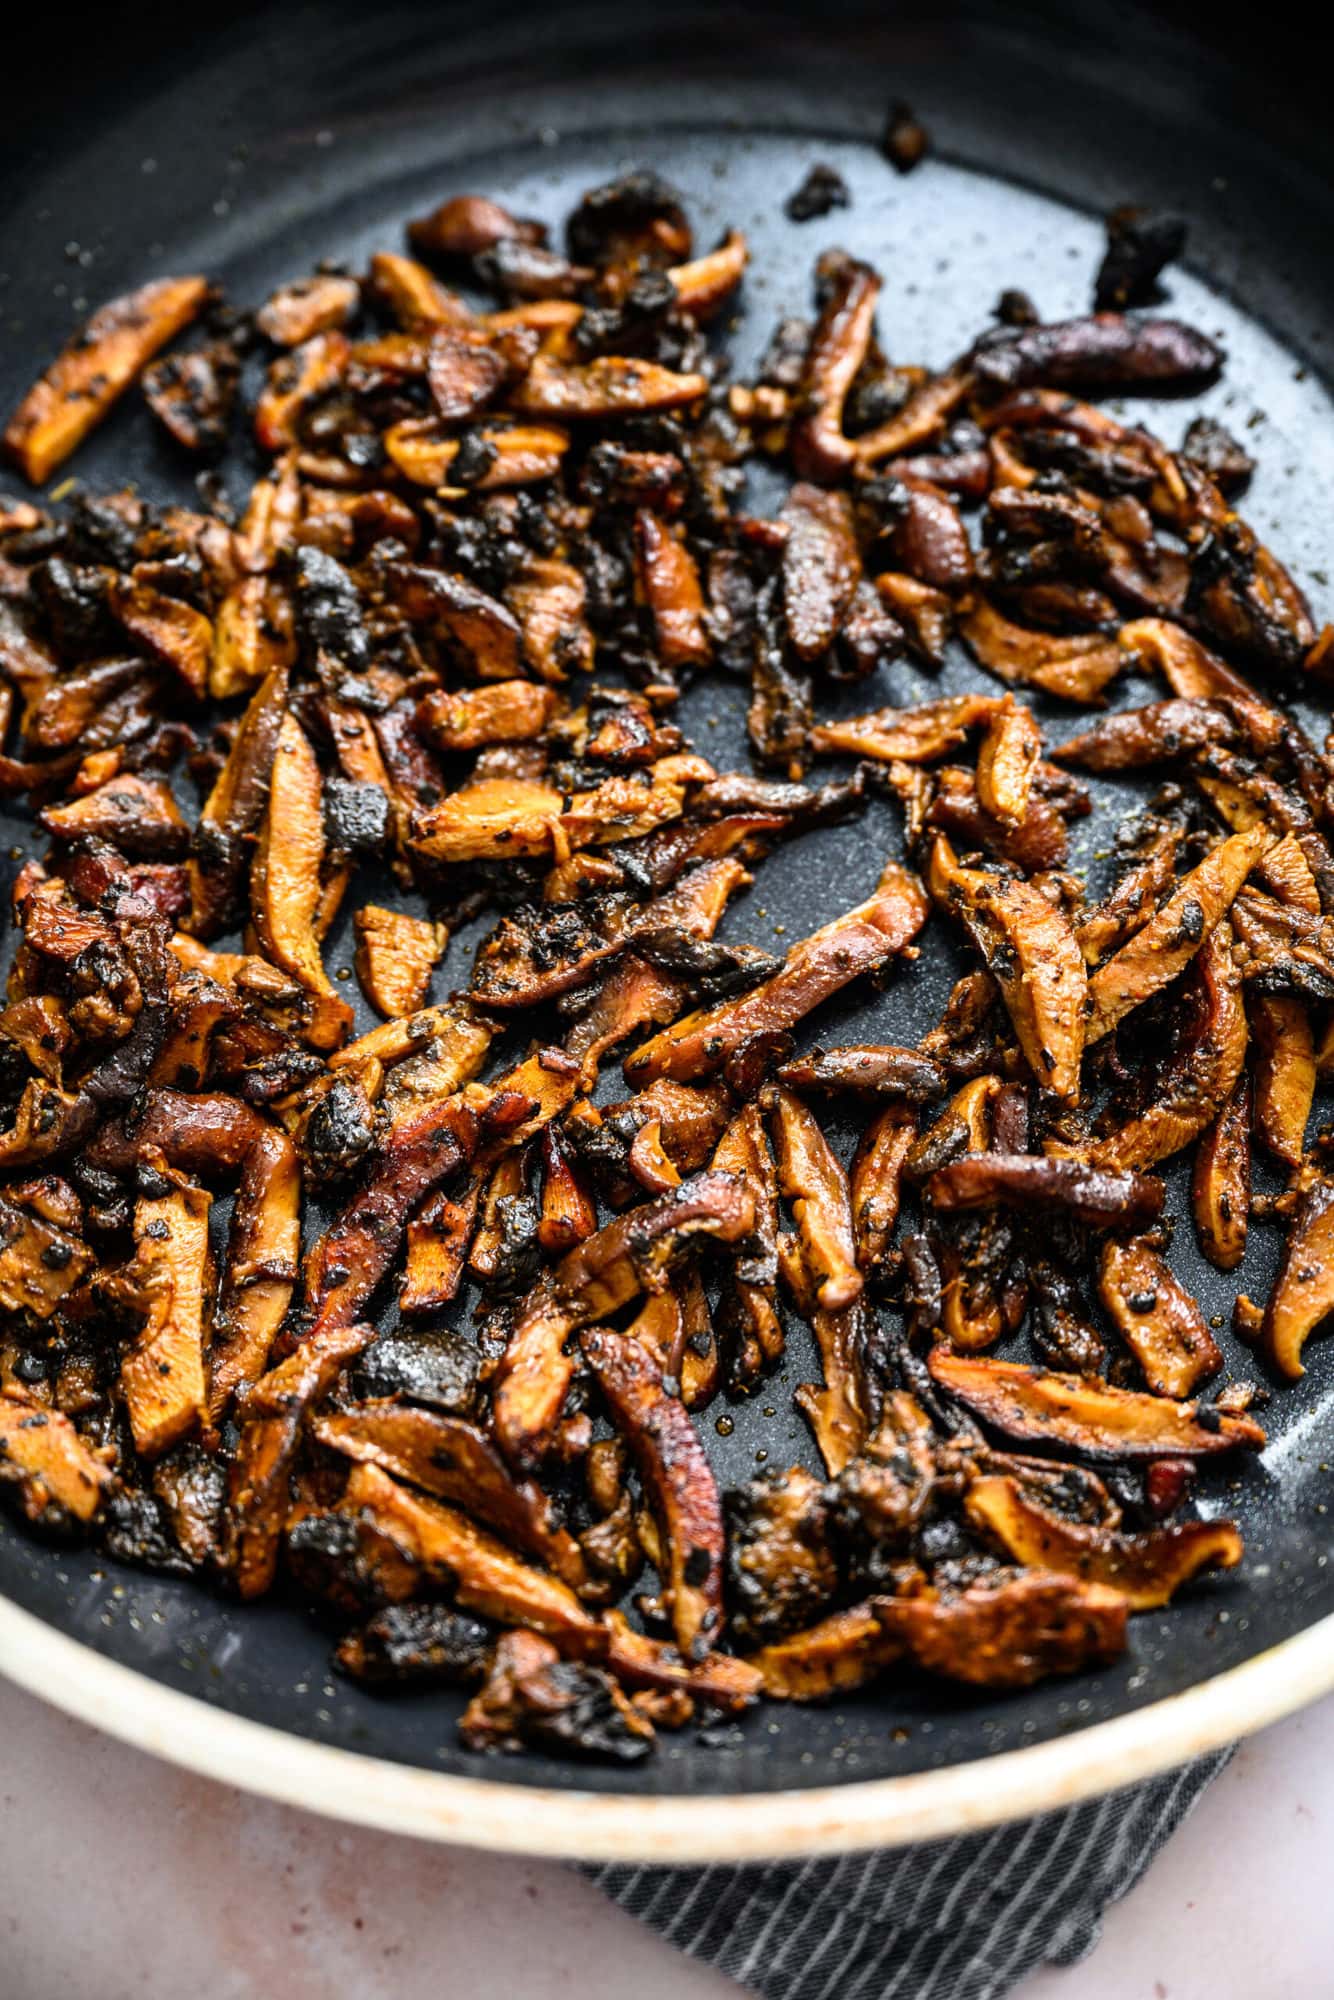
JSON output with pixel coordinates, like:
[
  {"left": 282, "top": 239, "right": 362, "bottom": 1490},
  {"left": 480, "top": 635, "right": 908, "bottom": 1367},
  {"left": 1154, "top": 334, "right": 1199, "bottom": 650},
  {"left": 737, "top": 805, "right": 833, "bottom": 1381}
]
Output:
[{"left": 588, "top": 1749, "right": 1228, "bottom": 2000}]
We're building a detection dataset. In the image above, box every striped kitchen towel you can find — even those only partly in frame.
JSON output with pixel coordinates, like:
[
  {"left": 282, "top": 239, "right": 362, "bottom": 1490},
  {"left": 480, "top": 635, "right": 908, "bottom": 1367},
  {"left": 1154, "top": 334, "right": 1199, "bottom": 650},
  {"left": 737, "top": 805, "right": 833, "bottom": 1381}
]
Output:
[{"left": 588, "top": 1749, "right": 1228, "bottom": 2000}]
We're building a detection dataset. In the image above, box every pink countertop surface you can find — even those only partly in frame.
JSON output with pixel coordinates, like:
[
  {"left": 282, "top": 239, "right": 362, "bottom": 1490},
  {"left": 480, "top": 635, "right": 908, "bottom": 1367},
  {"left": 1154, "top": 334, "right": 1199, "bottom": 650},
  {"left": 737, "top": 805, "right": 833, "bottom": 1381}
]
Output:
[{"left": 2, "top": 1673, "right": 1331, "bottom": 1999}]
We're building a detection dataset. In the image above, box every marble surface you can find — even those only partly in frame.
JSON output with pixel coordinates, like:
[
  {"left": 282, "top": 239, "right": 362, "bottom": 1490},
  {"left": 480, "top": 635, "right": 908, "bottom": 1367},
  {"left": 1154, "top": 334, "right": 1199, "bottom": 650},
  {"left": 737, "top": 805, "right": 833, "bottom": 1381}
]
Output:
[{"left": 2, "top": 1677, "right": 1332, "bottom": 2000}]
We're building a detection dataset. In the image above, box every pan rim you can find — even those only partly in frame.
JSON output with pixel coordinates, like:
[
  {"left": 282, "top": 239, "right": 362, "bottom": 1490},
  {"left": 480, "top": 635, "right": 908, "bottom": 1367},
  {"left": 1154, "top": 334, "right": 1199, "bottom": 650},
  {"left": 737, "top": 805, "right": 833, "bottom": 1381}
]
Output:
[{"left": 1, "top": 1593, "right": 1331, "bottom": 1859}]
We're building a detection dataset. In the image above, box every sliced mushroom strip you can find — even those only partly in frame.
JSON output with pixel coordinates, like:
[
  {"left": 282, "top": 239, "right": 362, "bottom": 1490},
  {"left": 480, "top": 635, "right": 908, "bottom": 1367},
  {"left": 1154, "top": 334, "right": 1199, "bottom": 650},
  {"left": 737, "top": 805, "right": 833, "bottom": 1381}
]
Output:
[
  {"left": 959, "top": 599, "right": 1125, "bottom": 703},
  {"left": 746, "top": 1604, "right": 904, "bottom": 1700},
  {"left": 796, "top": 1293, "right": 874, "bottom": 1477},
  {"left": 228, "top": 1322, "right": 374, "bottom": 1598},
  {"left": 493, "top": 1170, "right": 755, "bottom": 1471},
  {"left": 711, "top": 1103, "right": 783, "bottom": 1381},
  {"left": 790, "top": 255, "right": 880, "bottom": 483},
  {"left": 928, "top": 835, "right": 1087, "bottom": 1102},
  {"left": 353, "top": 906, "right": 446, "bottom": 1021},
  {"left": 0, "top": 1392, "right": 113, "bottom": 1527},
  {"left": 928, "top": 1351, "right": 1265, "bottom": 1459},
  {"left": 1086, "top": 825, "right": 1273, "bottom": 1042},
  {"left": 1098, "top": 1236, "right": 1222, "bottom": 1399},
  {"left": 635, "top": 511, "right": 712, "bottom": 672},
  {"left": 971, "top": 313, "right": 1222, "bottom": 394},
  {"left": 781, "top": 483, "right": 861, "bottom": 660},
  {"left": 1088, "top": 924, "right": 1246, "bottom": 1171},
  {"left": 117, "top": 1174, "right": 212, "bottom": 1460},
  {"left": 1263, "top": 1178, "right": 1334, "bottom": 1380},
  {"left": 582, "top": 1328, "right": 726, "bottom": 1657},
  {"left": 509, "top": 354, "right": 707, "bottom": 417},
  {"left": 965, "top": 1476, "right": 1242, "bottom": 1611},
  {"left": 874, "top": 1569, "right": 1129, "bottom": 1687},
  {"left": 851, "top": 1105, "right": 918, "bottom": 1274},
  {"left": 625, "top": 863, "right": 929, "bottom": 1086},
  {"left": 1075, "top": 825, "right": 1180, "bottom": 966},
  {"left": 1192, "top": 1075, "right": 1251, "bottom": 1272},
  {"left": 311, "top": 1403, "right": 586, "bottom": 1588},
  {"left": 343, "top": 1462, "right": 604, "bottom": 1655},
  {"left": 1055, "top": 698, "right": 1236, "bottom": 772},
  {"left": 250, "top": 712, "right": 352, "bottom": 1051},
  {"left": 329, "top": 1000, "right": 493, "bottom": 1078},
  {"left": 417, "top": 681, "right": 557, "bottom": 752},
  {"left": 777, "top": 1044, "right": 945, "bottom": 1103},
  {"left": 187, "top": 662, "right": 290, "bottom": 936},
  {"left": 1249, "top": 993, "right": 1315, "bottom": 1167},
  {"left": 769, "top": 1086, "right": 861, "bottom": 1312},
  {"left": 927, "top": 1155, "right": 1165, "bottom": 1230},
  {"left": 808, "top": 691, "right": 1004, "bottom": 764},
  {"left": 976, "top": 700, "right": 1042, "bottom": 826},
  {"left": 0, "top": 1193, "right": 93, "bottom": 1318},
  {"left": 5, "top": 275, "right": 211, "bottom": 482}
]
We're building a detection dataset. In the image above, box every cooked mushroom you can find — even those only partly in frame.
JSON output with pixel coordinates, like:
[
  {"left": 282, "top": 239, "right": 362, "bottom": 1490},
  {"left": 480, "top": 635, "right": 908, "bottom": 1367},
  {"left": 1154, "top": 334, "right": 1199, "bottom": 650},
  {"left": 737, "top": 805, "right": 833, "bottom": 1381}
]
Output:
[
  {"left": 5, "top": 276, "right": 211, "bottom": 482},
  {"left": 928, "top": 1351, "right": 1264, "bottom": 1458}
]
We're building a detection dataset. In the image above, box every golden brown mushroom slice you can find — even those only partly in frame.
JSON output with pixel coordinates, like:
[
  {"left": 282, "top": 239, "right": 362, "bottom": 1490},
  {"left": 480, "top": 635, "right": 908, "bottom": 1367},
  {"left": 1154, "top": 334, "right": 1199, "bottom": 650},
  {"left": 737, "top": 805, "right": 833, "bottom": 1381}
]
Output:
[
  {"left": 416, "top": 681, "right": 557, "bottom": 752},
  {"left": 873, "top": 1569, "right": 1127, "bottom": 1687},
  {"left": 0, "top": 1392, "right": 112, "bottom": 1526},
  {"left": 634, "top": 510, "right": 712, "bottom": 672},
  {"left": 209, "top": 462, "right": 301, "bottom": 701},
  {"left": 410, "top": 764, "right": 691, "bottom": 865},
  {"left": 808, "top": 690, "right": 1004, "bottom": 764},
  {"left": 959, "top": 599, "right": 1125, "bottom": 703},
  {"left": 780, "top": 483, "right": 861, "bottom": 661},
  {"left": 927, "top": 834, "right": 1087, "bottom": 1102},
  {"left": 256, "top": 272, "right": 361, "bottom": 346},
  {"left": 353, "top": 905, "right": 447, "bottom": 1020},
  {"left": 4, "top": 274, "right": 211, "bottom": 483},
  {"left": 493, "top": 1169, "right": 755, "bottom": 1471},
  {"left": 1097, "top": 1235, "right": 1223, "bottom": 1398},
  {"left": 853, "top": 365, "right": 972, "bottom": 468},
  {"left": 851, "top": 1104, "right": 918, "bottom": 1274},
  {"left": 1262, "top": 1177, "right": 1334, "bottom": 1379},
  {"left": 746, "top": 1603, "right": 904, "bottom": 1700},
  {"left": 796, "top": 1293, "right": 874, "bottom": 1476},
  {"left": 668, "top": 230, "right": 749, "bottom": 320},
  {"left": 602, "top": 1611, "right": 760, "bottom": 1712},
  {"left": 507, "top": 556, "right": 594, "bottom": 683},
  {"left": 790, "top": 255, "right": 881, "bottom": 483},
  {"left": 342, "top": 1461, "right": 603, "bottom": 1655},
  {"left": 0, "top": 1192, "right": 92, "bottom": 1319},
  {"left": 384, "top": 419, "right": 570, "bottom": 491},
  {"left": 228, "top": 1321, "right": 373, "bottom": 1598},
  {"left": 1075, "top": 824, "right": 1180, "bottom": 966},
  {"left": 250, "top": 712, "right": 353, "bottom": 1051},
  {"left": 711, "top": 1102, "right": 784, "bottom": 1380},
  {"left": 311, "top": 1402, "right": 586, "bottom": 1590},
  {"left": 119, "top": 1175, "right": 213, "bottom": 1460},
  {"left": 368, "top": 250, "right": 473, "bottom": 328},
  {"left": 927, "top": 1350, "right": 1265, "bottom": 1459},
  {"left": 330, "top": 998, "right": 493, "bottom": 1077},
  {"left": 1249, "top": 992, "right": 1315, "bottom": 1167},
  {"left": 401, "top": 1176, "right": 483, "bottom": 1314},
  {"left": 768, "top": 1085, "right": 861, "bottom": 1312},
  {"left": 1192, "top": 1074, "right": 1251, "bottom": 1272},
  {"left": 582, "top": 1327, "right": 726, "bottom": 1657},
  {"left": 1086, "top": 825, "right": 1273, "bottom": 1042},
  {"left": 777, "top": 1044, "right": 945, "bottom": 1102},
  {"left": 510, "top": 353, "right": 706, "bottom": 417},
  {"left": 975, "top": 699, "right": 1043, "bottom": 827},
  {"left": 624, "top": 862, "right": 929, "bottom": 1086},
  {"left": 41, "top": 773, "right": 188, "bottom": 857},
  {"left": 1088, "top": 923, "right": 1246, "bottom": 1172},
  {"left": 107, "top": 573, "right": 213, "bottom": 699},
  {"left": 965, "top": 1475, "right": 1242, "bottom": 1611}
]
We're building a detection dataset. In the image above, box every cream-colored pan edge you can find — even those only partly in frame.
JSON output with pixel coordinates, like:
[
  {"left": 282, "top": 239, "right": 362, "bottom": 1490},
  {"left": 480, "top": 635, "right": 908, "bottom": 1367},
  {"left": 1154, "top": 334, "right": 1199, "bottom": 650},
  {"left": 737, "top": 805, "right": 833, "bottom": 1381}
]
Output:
[{"left": 2, "top": 1595, "right": 1333, "bottom": 1860}]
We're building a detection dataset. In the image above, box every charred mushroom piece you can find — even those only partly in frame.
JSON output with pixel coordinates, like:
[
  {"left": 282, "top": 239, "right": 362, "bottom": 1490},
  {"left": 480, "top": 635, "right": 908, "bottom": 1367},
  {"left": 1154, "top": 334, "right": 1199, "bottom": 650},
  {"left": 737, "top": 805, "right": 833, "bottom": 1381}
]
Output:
[
  {"left": 927, "top": 1155, "right": 1165, "bottom": 1231},
  {"left": 928, "top": 1351, "right": 1264, "bottom": 1459},
  {"left": 1098, "top": 1235, "right": 1223, "bottom": 1398},
  {"left": 874, "top": 1569, "right": 1128, "bottom": 1687},
  {"left": 625, "top": 864, "right": 928, "bottom": 1086},
  {"left": 791, "top": 254, "right": 880, "bottom": 484},
  {"left": 1086, "top": 826, "right": 1272, "bottom": 1042},
  {"left": 5, "top": 276, "right": 211, "bottom": 482},
  {"left": 1262, "top": 1178, "right": 1334, "bottom": 1379},
  {"left": 493, "top": 1169, "right": 754, "bottom": 1471},
  {"left": 966, "top": 1475, "right": 1239, "bottom": 1610},
  {"left": 972, "top": 314, "right": 1222, "bottom": 395}
]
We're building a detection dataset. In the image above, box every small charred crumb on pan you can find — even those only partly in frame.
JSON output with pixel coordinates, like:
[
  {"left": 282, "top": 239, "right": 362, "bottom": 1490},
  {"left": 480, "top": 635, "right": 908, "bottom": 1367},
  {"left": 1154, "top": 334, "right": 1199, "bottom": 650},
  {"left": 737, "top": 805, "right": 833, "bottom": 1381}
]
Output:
[{"left": 0, "top": 158, "right": 1318, "bottom": 1761}]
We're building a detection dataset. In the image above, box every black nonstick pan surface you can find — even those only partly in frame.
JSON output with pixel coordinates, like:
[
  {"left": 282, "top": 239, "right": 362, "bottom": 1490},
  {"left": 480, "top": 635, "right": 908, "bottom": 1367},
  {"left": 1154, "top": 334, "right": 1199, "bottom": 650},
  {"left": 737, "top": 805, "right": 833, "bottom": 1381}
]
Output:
[{"left": 2, "top": 0, "right": 1334, "bottom": 1848}]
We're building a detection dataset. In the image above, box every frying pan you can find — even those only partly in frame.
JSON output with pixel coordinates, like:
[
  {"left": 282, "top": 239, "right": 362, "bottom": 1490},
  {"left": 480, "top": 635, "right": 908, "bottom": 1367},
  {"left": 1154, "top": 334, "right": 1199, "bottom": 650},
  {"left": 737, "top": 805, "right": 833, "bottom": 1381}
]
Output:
[{"left": 2, "top": 0, "right": 1334, "bottom": 1862}]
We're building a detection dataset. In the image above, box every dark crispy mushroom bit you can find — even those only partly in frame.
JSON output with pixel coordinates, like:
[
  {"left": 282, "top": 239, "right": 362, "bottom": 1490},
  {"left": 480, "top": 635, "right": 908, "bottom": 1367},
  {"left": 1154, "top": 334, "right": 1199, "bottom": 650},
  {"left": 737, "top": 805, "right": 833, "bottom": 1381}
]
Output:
[{"left": 2, "top": 163, "right": 1328, "bottom": 1758}]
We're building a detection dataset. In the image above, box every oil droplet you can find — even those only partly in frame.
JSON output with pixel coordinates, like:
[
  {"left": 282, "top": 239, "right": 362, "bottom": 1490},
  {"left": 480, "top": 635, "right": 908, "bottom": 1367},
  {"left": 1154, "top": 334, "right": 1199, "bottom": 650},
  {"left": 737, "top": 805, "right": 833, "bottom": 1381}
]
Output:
[{"left": 714, "top": 1414, "right": 734, "bottom": 1436}]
